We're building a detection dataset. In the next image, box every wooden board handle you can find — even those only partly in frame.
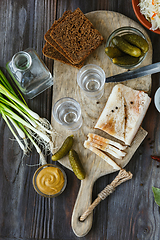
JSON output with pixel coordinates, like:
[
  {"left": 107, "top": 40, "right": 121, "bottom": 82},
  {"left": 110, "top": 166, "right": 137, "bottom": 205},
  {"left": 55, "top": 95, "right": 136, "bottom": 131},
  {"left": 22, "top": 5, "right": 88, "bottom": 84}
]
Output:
[
  {"left": 80, "top": 169, "right": 133, "bottom": 221},
  {"left": 71, "top": 169, "right": 133, "bottom": 237},
  {"left": 71, "top": 178, "right": 95, "bottom": 237}
]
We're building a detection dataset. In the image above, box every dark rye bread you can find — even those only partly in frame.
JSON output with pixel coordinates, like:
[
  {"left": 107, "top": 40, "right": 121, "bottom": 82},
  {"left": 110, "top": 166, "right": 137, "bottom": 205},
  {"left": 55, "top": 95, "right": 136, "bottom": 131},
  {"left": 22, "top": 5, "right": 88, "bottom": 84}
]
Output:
[
  {"left": 44, "top": 10, "right": 74, "bottom": 63},
  {"left": 42, "top": 42, "right": 84, "bottom": 69},
  {"left": 50, "top": 8, "right": 104, "bottom": 64}
]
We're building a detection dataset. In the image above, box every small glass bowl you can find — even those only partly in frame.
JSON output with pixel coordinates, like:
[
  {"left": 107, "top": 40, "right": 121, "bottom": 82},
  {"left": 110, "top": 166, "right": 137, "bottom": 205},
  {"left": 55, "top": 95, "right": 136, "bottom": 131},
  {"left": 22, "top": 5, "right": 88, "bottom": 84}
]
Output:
[
  {"left": 106, "top": 26, "right": 149, "bottom": 69},
  {"left": 32, "top": 164, "right": 67, "bottom": 198}
]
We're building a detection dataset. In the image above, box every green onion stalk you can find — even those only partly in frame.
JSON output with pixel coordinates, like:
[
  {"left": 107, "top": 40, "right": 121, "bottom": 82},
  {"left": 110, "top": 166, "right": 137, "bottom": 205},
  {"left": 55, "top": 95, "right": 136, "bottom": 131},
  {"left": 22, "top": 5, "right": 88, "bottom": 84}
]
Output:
[{"left": 0, "top": 70, "right": 55, "bottom": 165}]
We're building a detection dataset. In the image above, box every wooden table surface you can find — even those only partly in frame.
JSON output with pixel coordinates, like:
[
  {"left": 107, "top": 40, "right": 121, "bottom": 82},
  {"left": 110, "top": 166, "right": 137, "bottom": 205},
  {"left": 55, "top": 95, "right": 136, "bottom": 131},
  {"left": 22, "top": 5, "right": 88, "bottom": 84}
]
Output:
[{"left": 0, "top": 1, "right": 160, "bottom": 240}]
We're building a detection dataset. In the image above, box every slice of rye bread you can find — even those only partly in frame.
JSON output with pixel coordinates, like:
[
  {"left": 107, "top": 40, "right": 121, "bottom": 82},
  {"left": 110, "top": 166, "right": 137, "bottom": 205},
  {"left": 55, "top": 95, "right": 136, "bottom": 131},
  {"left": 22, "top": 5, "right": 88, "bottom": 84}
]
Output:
[
  {"left": 44, "top": 10, "right": 74, "bottom": 63},
  {"left": 50, "top": 8, "right": 104, "bottom": 64},
  {"left": 42, "top": 42, "right": 85, "bottom": 69}
]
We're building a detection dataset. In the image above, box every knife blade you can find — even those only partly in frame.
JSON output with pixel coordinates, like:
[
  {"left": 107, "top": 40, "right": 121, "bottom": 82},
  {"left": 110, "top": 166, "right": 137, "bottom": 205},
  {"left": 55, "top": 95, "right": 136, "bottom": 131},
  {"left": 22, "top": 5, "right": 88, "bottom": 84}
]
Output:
[{"left": 105, "top": 62, "right": 160, "bottom": 83}]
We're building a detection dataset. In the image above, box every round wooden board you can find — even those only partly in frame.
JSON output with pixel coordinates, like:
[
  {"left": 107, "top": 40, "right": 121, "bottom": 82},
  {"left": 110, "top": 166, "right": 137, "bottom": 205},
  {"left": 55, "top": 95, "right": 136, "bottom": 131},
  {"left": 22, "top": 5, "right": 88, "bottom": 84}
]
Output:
[{"left": 51, "top": 11, "right": 152, "bottom": 237}]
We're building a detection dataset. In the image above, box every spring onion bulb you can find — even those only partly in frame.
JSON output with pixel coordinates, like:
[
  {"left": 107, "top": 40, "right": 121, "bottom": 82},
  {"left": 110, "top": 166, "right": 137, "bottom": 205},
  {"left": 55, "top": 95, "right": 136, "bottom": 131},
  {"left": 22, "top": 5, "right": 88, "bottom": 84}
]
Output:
[
  {"left": 21, "top": 126, "right": 47, "bottom": 165},
  {"left": 2, "top": 112, "right": 26, "bottom": 153},
  {"left": 7, "top": 117, "right": 26, "bottom": 139},
  {"left": 0, "top": 70, "right": 55, "bottom": 165}
]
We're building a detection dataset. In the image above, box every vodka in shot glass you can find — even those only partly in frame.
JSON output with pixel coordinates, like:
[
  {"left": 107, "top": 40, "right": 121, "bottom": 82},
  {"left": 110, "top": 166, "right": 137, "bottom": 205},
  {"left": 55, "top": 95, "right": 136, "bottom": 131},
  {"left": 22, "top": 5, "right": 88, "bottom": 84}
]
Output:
[
  {"left": 77, "top": 64, "right": 105, "bottom": 100},
  {"left": 53, "top": 97, "right": 82, "bottom": 131}
]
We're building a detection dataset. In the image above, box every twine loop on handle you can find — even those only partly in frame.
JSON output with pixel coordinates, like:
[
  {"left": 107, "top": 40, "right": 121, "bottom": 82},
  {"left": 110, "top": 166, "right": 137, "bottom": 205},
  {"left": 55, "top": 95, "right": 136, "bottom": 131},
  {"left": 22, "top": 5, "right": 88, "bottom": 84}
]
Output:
[
  {"left": 98, "top": 184, "right": 115, "bottom": 200},
  {"left": 80, "top": 169, "right": 133, "bottom": 222}
]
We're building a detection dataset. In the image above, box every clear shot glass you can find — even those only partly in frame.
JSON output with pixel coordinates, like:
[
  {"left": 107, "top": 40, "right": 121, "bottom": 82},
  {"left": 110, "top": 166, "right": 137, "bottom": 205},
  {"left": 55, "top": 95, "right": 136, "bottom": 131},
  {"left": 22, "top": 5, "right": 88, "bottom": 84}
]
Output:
[
  {"left": 53, "top": 97, "right": 83, "bottom": 131},
  {"left": 77, "top": 64, "right": 106, "bottom": 100}
]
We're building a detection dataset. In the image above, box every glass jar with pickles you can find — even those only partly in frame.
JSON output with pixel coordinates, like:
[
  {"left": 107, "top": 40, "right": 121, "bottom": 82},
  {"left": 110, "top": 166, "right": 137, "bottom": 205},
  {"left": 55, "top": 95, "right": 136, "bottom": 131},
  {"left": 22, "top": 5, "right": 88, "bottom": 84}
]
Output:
[{"left": 105, "top": 26, "right": 149, "bottom": 69}]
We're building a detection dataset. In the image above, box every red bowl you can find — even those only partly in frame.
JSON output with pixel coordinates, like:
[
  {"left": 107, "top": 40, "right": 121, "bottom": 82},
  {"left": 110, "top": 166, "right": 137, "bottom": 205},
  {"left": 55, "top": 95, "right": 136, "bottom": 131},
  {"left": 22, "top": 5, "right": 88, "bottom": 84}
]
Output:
[{"left": 132, "top": 0, "right": 160, "bottom": 34}]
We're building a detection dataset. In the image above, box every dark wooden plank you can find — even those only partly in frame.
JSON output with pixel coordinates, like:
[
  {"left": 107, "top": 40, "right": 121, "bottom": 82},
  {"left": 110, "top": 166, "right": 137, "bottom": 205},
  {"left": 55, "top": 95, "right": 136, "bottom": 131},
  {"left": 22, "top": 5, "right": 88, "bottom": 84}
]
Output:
[{"left": 0, "top": 0, "right": 160, "bottom": 239}]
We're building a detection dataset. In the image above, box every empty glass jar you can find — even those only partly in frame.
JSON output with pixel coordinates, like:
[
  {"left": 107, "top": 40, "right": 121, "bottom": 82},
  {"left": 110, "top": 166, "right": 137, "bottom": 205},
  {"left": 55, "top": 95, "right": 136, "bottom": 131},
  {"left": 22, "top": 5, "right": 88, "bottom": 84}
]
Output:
[{"left": 6, "top": 48, "right": 53, "bottom": 99}]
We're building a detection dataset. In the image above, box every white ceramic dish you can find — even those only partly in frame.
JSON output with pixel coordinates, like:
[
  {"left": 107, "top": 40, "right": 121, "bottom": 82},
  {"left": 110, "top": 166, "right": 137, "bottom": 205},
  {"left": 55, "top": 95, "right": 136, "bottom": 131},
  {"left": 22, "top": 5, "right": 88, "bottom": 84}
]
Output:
[{"left": 154, "top": 87, "right": 160, "bottom": 112}]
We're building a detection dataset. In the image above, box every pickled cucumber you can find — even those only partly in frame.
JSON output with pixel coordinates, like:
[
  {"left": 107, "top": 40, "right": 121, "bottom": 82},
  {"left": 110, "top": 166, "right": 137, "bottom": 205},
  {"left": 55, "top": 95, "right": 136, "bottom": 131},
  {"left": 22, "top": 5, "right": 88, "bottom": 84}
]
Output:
[
  {"left": 52, "top": 135, "right": 74, "bottom": 161},
  {"left": 69, "top": 149, "right": 85, "bottom": 180},
  {"left": 123, "top": 34, "right": 149, "bottom": 53},
  {"left": 112, "top": 36, "right": 141, "bottom": 57},
  {"left": 105, "top": 47, "right": 123, "bottom": 58},
  {"left": 112, "top": 55, "right": 139, "bottom": 65}
]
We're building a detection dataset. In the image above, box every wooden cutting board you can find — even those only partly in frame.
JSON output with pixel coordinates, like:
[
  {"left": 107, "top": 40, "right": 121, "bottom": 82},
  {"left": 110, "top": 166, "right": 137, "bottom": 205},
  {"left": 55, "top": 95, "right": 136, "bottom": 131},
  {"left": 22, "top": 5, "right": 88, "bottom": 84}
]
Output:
[{"left": 51, "top": 11, "right": 152, "bottom": 237}]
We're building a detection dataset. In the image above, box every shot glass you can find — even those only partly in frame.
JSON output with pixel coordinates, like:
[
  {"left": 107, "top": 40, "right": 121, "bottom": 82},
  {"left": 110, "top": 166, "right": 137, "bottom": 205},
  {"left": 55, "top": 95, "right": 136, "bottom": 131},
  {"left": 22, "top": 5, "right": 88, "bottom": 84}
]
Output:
[
  {"left": 77, "top": 64, "right": 106, "bottom": 100},
  {"left": 53, "top": 97, "right": 82, "bottom": 131}
]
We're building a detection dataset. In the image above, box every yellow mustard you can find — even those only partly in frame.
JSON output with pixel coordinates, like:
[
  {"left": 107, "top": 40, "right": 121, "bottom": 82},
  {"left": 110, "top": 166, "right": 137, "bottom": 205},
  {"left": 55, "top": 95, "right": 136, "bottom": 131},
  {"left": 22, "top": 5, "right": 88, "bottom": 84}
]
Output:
[{"left": 36, "top": 166, "right": 65, "bottom": 195}]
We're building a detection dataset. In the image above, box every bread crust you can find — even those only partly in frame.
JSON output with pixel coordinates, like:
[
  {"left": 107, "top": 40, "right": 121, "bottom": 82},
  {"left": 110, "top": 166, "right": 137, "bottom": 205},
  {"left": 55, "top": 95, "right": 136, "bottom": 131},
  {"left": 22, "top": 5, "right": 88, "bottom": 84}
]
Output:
[
  {"left": 42, "top": 42, "right": 85, "bottom": 69},
  {"left": 44, "top": 10, "right": 74, "bottom": 63}
]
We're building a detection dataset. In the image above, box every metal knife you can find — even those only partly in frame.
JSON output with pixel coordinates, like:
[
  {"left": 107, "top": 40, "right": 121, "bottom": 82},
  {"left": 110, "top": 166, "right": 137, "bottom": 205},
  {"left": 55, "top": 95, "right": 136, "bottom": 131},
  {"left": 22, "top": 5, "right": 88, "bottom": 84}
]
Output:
[{"left": 105, "top": 62, "right": 160, "bottom": 83}]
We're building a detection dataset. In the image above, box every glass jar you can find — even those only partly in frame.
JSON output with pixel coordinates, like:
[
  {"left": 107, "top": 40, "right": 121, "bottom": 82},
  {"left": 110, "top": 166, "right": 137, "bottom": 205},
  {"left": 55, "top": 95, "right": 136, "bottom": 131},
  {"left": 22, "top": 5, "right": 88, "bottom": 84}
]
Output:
[
  {"left": 6, "top": 48, "right": 53, "bottom": 99},
  {"left": 106, "top": 26, "right": 149, "bottom": 69}
]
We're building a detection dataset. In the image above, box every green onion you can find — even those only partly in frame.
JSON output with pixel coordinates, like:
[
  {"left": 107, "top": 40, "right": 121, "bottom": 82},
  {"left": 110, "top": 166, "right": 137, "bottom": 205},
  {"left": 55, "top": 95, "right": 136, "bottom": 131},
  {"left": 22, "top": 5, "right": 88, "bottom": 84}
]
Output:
[
  {"left": 1, "top": 112, "right": 26, "bottom": 152},
  {"left": 0, "top": 70, "right": 54, "bottom": 165}
]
